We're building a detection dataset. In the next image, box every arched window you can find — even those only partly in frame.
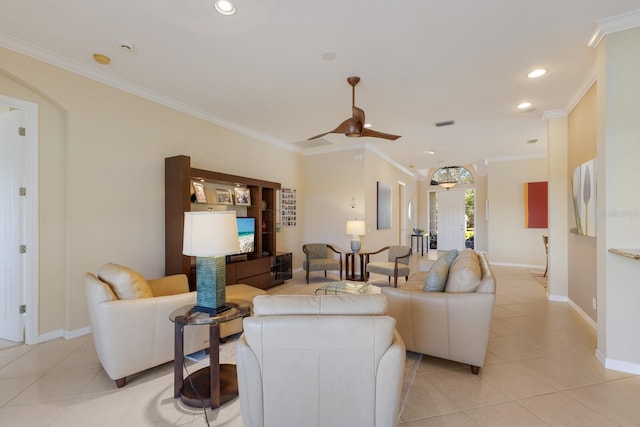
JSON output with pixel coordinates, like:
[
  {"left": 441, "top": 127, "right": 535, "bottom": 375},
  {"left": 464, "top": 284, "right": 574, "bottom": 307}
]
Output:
[{"left": 430, "top": 166, "right": 474, "bottom": 189}]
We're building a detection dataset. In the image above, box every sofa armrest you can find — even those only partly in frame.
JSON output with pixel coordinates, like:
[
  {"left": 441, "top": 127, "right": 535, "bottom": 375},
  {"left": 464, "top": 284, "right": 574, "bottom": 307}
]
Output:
[
  {"left": 375, "top": 330, "right": 406, "bottom": 427},
  {"left": 89, "top": 291, "right": 205, "bottom": 380},
  {"left": 148, "top": 274, "right": 189, "bottom": 296}
]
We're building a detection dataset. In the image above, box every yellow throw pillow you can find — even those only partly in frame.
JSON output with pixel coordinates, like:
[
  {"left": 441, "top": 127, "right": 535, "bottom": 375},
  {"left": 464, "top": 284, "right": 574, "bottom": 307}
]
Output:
[{"left": 97, "top": 263, "right": 153, "bottom": 299}]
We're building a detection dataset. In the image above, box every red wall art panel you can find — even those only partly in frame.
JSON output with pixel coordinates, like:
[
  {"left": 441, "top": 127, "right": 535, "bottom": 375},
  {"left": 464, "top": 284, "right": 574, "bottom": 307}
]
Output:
[{"left": 524, "top": 181, "right": 548, "bottom": 228}]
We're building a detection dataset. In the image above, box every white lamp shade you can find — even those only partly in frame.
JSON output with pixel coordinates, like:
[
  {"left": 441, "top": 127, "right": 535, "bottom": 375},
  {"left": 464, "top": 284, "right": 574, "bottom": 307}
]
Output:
[
  {"left": 346, "top": 220, "right": 366, "bottom": 236},
  {"left": 183, "top": 211, "right": 240, "bottom": 257}
]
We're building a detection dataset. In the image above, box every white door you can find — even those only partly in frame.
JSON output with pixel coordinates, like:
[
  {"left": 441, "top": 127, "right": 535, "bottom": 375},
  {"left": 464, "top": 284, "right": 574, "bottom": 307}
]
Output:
[
  {"left": 437, "top": 190, "right": 465, "bottom": 251},
  {"left": 0, "top": 109, "right": 26, "bottom": 342}
]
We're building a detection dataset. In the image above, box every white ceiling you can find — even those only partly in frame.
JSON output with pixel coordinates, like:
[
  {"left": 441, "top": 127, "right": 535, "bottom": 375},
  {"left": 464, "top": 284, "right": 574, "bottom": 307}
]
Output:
[{"left": 1, "top": 1, "right": 639, "bottom": 179}]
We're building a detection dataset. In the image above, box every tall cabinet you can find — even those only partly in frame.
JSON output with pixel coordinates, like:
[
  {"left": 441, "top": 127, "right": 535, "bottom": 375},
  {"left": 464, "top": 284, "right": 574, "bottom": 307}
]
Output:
[{"left": 165, "top": 155, "right": 283, "bottom": 290}]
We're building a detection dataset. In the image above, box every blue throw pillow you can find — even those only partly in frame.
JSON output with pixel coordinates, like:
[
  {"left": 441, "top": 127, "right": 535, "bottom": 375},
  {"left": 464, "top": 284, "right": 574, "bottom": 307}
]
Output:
[{"left": 423, "top": 250, "right": 458, "bottom": 292}]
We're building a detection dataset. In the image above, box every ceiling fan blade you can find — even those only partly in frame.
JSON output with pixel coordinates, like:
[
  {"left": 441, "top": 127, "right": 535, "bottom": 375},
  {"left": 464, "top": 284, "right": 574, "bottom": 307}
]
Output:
[
  {"left": 308, "top": 117, "right": 359, "bottom": 140},
  {"left": 352, "top": 106, "right": 365, "bottom": 125},
  {"left": 361, "top": 127, "right": 401, "bottom": 140}
]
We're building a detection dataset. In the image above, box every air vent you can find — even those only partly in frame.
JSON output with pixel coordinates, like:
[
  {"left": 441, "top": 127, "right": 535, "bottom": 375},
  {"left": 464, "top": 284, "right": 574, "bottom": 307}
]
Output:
[
  {"left": 435, "top": 120, "right": 455, "bottom": 127},
  {"left": 526, "top": 139, "right": 538, "bottom": 144}
]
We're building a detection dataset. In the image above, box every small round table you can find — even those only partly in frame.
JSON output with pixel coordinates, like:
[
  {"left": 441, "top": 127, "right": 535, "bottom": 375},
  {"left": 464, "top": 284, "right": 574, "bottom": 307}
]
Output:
[{"left": 170, "top": 301, "right": 250, "bottom": 409}]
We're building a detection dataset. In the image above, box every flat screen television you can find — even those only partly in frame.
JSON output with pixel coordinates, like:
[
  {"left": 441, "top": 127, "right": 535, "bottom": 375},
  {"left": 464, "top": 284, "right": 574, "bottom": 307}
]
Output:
[{"left": 236, "top": 217, "right": 255, "bottom": 254}]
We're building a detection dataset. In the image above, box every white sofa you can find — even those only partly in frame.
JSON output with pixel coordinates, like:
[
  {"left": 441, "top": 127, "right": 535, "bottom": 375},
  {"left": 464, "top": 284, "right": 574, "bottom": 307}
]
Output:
[
  {"left": 237, "top": 294, "right": 406, "bottom": 427},
  {"left": 381, "top": 249, "right": 496, "bottom": 374},
  {"left": 85, "top": 263, "right": 267, "bottom": 387}
]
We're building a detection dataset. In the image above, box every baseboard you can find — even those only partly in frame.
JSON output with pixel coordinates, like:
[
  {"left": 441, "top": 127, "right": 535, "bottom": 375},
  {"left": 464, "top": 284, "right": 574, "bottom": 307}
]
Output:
[
  {"left": 604, "top": 357, "right": 640, "bottom": 375},
  {"left": 548, "top": 293, "right": 568, "bottom": 303},
  {"left": 491, "top": 261, "right": 546, "bottom": 270},
  {"left": 567, "top": 299, "right": 597, "bottom": 330},
  {"left": 38, "top": 326, "right": 91, "bottom": 343}
]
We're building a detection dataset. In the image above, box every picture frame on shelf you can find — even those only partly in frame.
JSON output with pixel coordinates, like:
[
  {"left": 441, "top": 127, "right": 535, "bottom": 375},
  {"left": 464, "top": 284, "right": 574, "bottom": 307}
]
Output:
[
  {"left": 192, "top": 182, "right": 207, "bottom": 203},
  {"left": 234, "top": 187, "right": 251, "bottom": 206},
  {"left": 215, "top": 189, "right": 233, "bottom": 205}
]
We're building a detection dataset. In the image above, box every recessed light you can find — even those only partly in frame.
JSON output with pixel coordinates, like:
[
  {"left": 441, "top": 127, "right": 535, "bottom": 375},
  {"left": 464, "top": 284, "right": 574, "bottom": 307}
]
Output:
[
  {"left": 527, "top": 68, "right": 547, "bottom": 78},
  {"left": 93, "top": 53, "right": 111, "bottom": 65},
  {"left": 426, "top": 150, "right": 436, "bottom": 155},
  {"left": 321, "top": 50, "right": 336, "bottom": 60},
  {"left": 517, "top": 102, "right": 533, "bottom": 110},
  {"left": 214, "top": 0, "right": 236, "bottom": 15}
]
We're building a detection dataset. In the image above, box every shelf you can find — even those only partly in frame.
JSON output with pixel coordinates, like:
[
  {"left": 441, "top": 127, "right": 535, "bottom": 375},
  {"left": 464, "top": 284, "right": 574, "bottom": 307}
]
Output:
[
  {"left": 608, "top": 248, "right": 640, "bottom": 260},
  {"left": 165, "top": 155, "right": 281, "bottom": 290}
]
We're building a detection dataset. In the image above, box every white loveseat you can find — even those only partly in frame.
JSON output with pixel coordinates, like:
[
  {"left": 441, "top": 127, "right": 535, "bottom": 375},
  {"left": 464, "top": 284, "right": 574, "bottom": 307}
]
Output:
[{"left": 381, "top": 249, "right": 496, "bottom": 374}]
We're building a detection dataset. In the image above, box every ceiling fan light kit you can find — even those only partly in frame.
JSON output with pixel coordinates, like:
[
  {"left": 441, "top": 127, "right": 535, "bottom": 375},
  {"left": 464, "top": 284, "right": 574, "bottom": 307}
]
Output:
[{"left": 308, "top": 76, "right": 401, "bottom": 141}]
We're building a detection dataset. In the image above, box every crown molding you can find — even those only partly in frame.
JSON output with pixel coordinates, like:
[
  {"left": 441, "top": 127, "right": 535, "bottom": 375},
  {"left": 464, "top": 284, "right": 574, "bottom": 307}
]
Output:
[
  {"left": 542, "top": 109, "right": 568, "bottom": 120},
  {"left": 0, "top": 32, "right": 299, "bottom": 154},
  {"left": 486, "top": 151, "right": 547, "bottom": 164},
  {"left": 588, "top": 9, "right": 640, "bottom": 48}
]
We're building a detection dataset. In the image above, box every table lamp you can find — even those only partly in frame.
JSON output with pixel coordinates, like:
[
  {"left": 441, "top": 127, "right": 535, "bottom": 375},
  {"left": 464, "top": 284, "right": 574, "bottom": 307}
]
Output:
[
  {"left": 183, "top": 211, "right": 240, "bottom": 314},
  {"left": 346, "top": 220, "right": 366, "bottom": 253}
]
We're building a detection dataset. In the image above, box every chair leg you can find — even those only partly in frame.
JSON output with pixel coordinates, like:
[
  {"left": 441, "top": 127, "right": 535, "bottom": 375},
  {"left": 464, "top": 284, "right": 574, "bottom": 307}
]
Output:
[
  {"left": 115, "top": 377, "right": 127, "bottom": 388},
  {"left": 393, "top": 276, "right": 398, "bottom": 287},
  {"left": 324, "top": 271, "right": 327, "bottom": 277},
  {"left": 306, "top": 269, "right": 310, "bottom": 284},
  {"left": 470, "top": 366, "right": 480, "bottom": 375}
]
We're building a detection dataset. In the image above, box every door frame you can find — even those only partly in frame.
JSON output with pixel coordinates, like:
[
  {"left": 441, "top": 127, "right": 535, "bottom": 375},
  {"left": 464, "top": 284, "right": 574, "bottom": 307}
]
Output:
[
  {"left": 428, "top": 186, "right": 475, "bottom": 252},
  {"left": 397, "top": 181, "right": 406, "bottom": 245},
  {"left": 0, "top": 95, "right": 39, "bottom": 344}
]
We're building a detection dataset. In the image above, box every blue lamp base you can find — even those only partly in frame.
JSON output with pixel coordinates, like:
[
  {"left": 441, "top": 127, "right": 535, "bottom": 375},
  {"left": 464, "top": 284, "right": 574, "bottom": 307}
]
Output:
[
  {"left": 193, "top": 256, "right": 230, "bottom": 314},
  {"left": 350, "top": 239, "right": 361, "bottom": 254}
]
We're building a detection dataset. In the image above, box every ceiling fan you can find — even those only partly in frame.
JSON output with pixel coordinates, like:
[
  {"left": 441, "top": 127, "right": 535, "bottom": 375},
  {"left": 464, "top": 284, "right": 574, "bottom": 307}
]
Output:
[{"left": 308, "top": 76, "right": 401, "bottom": 141}]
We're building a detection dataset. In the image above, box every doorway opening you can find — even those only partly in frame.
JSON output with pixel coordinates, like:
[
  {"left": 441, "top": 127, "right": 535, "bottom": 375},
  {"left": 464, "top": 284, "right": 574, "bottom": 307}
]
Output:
[{"left": 428, "top": 166, "right": 475, "bottom": 251}]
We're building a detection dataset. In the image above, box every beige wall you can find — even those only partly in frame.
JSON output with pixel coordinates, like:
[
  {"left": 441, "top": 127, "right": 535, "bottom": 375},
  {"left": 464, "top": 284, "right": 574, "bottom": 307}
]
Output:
[
  {"left": 487, "top": 157, "right": 548, "bottom": 266},
  {"left": 567, "top": 83, "right": 597, "bottom": 320},
  {"left": 596, "top": 27, "right": 640, "bottom": 372},
  {"left": 302, "top": 149, "right": 418, "bottom": 274},
  {"left": 0, "top": 47, "right": 303, "bottom": 335}
]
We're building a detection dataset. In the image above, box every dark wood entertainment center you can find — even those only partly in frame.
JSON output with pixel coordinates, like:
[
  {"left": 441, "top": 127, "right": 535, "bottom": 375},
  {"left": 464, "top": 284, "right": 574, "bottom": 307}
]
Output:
[{"left": 165, "top": 155, "right": 291, "bottom": 290}]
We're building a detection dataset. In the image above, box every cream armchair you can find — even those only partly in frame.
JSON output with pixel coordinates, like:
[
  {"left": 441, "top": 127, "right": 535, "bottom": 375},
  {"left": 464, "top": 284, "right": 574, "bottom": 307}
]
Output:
[
  {"left": 84, "top": 263, "right": 209, "bottom": 387},
  {"left": 237, "top": 294, "right": 406, "bottom": 427}
]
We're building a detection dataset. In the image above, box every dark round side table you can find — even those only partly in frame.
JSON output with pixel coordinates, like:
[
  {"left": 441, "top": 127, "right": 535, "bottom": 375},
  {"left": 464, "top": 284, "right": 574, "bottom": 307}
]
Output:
[{"left": 170, "top": 300, "right": 250, "bottom": 409}]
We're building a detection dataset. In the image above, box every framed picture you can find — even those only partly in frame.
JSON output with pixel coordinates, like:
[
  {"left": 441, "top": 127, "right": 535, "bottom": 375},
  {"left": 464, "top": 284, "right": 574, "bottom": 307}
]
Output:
[
  {"left": 377, "top": 181, "right": 391, "bottom": 230},
  {"left": 215, "top": 189, "right": 233, "bottom": 205},
  {"left": 192, "top": 182, "right": 207, "bottom": 203},
  {"left": 234, "top": 187, "right": 251, "bottom": 206}
]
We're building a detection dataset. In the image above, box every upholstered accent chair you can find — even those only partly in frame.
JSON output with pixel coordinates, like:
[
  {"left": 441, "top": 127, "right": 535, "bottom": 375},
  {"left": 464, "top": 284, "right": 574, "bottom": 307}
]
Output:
[
  {"left": 237, "top": 294, "right": 406, "bottom": 427},
  {"left": 365, "top": 245, "right": 411, "bottom": 287},
  {"left": 302, "top": 243, "right": 343, "bottom": 284},
  {"left": 84, "top": 263, "right": 209, "bottom": 387}
]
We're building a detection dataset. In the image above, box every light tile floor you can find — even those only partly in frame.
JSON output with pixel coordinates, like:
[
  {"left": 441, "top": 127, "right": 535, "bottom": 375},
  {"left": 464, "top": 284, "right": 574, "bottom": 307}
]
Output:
[{"left": 0, "top": 253, "right": 638, "bottom": 426}]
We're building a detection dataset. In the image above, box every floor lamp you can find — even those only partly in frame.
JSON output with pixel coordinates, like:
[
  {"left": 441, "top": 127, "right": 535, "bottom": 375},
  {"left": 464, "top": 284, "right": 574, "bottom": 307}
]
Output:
[{"left": 183, "top": 211, "right": 240, "bottom": 314}]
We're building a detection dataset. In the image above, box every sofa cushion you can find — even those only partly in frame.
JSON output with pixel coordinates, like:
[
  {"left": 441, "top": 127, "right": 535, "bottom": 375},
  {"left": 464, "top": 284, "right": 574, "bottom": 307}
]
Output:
[
  {"left": 97, "top": 263, "right": 153, "bottom": 299},
  {"left": 445, "top": 249, "right": 481, "bottom": 293},
  {"left": 423, "top": 250, "right": 458, "bottom": 292}
]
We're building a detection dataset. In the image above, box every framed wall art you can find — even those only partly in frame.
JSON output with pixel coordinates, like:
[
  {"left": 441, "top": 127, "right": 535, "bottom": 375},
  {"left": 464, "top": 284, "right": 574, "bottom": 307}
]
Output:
[
  {"left": 192, "top": 181, "right": 207, "bottom": 203},
  {"left": 377, "top": 181, "right": 391, "bottom": 230},
  {"left": 215, "top": 189, "right": 233, "bottom": 205},
  {"left": 281, "top": 187, "right": 296, "bottom": 227},
  {"left": 234, "top": 187, "right": 251, "bottom": 206}
]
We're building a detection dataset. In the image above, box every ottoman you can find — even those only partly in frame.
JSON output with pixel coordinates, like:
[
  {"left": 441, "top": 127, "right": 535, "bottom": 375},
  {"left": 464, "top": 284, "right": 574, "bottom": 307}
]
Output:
[{"left": 221, "top": 284, "right": 267, "bottom": 340}]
